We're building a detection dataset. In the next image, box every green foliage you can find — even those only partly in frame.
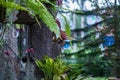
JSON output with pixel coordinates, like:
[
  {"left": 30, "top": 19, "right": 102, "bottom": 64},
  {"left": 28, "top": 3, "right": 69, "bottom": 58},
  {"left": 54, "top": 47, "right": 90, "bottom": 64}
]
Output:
[
  {"left": 0, "top": 1, "right": 26, "bottom": 10},
  {"left": 65, "top": 23, "right": 71, "bottom": 39},
  {"left": 35, "top": 56, "right": 87, "bottom": 80},
  {"left": 61, "top": 0, "right": 120, "bottom": 77},
  {"left": 82, "top": 56, "right": 114, "bottom": 77},
  {"left": 26, "top": 0, "right": 59, "bottom": 35},
  {"left": 61, "top": 14, "right": 71, "bottom": 39},
  {"left": 0, "top": 0, "right": 60, "bottom": 35},
  {"left": 35, "top": 56, "right": 69, "bottom": 80},
  {"left": 67, "top": 64, "right": 84, "bottom": 80}
]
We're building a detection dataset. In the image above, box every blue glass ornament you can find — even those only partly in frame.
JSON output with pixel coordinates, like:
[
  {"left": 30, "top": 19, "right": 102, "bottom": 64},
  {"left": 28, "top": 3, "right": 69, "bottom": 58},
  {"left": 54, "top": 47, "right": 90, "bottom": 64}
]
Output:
[
  {"left": 63, "top": 40, "right": 70, "bottom": 49},
  {"left": 103, "top": 36, "right": 115, "bottom": 47}
]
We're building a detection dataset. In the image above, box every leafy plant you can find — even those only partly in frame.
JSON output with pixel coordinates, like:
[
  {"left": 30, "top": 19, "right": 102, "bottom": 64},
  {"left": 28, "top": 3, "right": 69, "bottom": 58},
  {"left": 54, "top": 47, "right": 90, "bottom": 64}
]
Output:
[
  {"left": 26, "top": 0, "right": 60, "bottom": 35},
  {"left": 35, "top": 56, "right": 69, "bottom": 80},
  {"left": 82, "top": 56, "right": 114, "bottom": 77},
  {"left": 0, "top": 0, "right": 60, "bottom": 35},
  {"left": 67, "top": 64, "right": 85, "bottom": 80},
  {"left": 35, "top": 56, "right": 87, "bottom": 80}
]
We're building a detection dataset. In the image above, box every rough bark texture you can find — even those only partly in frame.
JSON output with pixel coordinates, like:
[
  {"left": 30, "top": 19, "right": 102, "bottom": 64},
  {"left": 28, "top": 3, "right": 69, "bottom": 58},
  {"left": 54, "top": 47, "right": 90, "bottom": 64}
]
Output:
[
  {"left": 0, "top": 25, "right": 18, "bottom": 80},
  {"left": 29, "top": 22, "right": 61, "bottom": 79},
  {"left": 0, "top": 1, "right": 61, "bottom": 79},
  {"left": 0, "top": 53, "right": 17, "bottom": 80},
  {"left": 30, "top": 22, "right": 61, "bottom": 60},
  {"left": 0, "top": 15, "right": 61, "bottom": 80}
]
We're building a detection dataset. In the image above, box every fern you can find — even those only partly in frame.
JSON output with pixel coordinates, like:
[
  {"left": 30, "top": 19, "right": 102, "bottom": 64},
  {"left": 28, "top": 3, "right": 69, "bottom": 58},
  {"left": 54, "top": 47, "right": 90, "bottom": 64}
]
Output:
[
  {"left": 60, "top": 13, "right": 71, "bottom": 39},
  {"left": 0, "top": 1, "right": 26, "bottom": 11},
  {"left": 0, "top": 0, "right": 60, "bottom": 35}
]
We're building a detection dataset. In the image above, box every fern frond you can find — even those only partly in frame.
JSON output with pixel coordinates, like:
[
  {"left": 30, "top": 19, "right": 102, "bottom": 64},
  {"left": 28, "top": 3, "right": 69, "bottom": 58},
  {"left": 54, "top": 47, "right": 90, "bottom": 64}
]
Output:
[
  {"left": 27, "top": 0, "right": 60, "bottom": 35},
  {"left": 39, "top": 0, "right": 56, "bottom": 6},
  {"left": 60, "top": 13, "right": 71, "bottom": 39},
  {"left": 0, "top": 1, "right": 27, "bottom": 11},
  {"left": 0, "top": 0, "right": 60, "bottom": 35}
]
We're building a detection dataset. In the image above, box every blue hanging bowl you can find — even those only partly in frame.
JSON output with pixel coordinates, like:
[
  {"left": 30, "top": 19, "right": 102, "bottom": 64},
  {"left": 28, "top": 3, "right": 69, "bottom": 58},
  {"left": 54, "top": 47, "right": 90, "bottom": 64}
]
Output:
[
  {"left": 103, "top": 36, "right": 115, "bottom": 47},
  {"left": 63, "top": 40, "right": 70, "bottom": 49}
]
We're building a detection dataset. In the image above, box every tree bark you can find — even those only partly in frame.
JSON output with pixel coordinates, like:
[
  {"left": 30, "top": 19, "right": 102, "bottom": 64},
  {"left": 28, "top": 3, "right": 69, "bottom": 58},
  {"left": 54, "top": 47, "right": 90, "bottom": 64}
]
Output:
[
  {"left": 30, "top": 21, "right": 61, "bottom": 60},
  {"left": 0, "top": 24, "right": 18, "bottom": 80},
  {"left": 27, "top": 21, "right": 61, "bottom": 79}
]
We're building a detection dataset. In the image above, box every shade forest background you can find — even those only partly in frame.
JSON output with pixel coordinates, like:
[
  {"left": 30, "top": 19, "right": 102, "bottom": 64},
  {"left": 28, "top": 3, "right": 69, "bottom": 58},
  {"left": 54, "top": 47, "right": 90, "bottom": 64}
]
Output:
[{"left": 0, "top": 0, "right": 120, "bottom": 80}]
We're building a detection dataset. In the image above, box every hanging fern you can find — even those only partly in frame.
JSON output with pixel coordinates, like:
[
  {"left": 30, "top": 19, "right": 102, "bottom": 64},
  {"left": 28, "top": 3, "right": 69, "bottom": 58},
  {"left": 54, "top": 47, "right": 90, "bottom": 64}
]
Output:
[
  {"left": 26, "top": 0, "right": 60, "bottom": 35},
  {"left": 0, "top": 0, "right": 60, "bottom": 35},
  {"left": 0, "top": 1, "right": 26, "bottom": 11}
]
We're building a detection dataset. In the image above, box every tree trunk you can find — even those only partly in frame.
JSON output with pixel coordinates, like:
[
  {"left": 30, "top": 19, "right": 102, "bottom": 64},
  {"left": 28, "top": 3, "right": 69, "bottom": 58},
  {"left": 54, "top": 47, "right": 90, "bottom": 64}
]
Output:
[
  {"left": 0, "top": 24, "right": 18, "bottom": 80},
  {"left": 30, "top": 21, "right": 61, "bottom": 60},
  {"left": 0, "top": 53, "right": 17, "bottom": 80},
  {"left": 27, "top": 21, "right": 61, "bottom": 79}
]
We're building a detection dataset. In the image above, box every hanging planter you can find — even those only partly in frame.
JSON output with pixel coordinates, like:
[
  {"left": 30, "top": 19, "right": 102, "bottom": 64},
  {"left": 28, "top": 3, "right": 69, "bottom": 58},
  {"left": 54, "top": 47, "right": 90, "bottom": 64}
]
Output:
[{"left": 103, "top": 36, "right": 115, "bottom": 47}]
